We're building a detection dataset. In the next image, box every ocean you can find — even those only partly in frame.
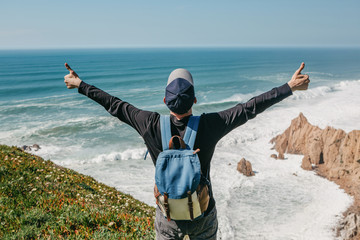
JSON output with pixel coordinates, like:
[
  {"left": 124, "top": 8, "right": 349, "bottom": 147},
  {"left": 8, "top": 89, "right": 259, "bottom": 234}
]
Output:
[{"left": 1, "top": 47, "right": 359, "bottom": 239}]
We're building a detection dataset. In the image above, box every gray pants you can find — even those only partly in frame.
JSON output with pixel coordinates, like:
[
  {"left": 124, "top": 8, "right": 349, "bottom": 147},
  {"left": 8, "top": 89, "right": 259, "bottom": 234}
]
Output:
[{"left": 155, "top": 206, "right": 218, "bottom": 240}]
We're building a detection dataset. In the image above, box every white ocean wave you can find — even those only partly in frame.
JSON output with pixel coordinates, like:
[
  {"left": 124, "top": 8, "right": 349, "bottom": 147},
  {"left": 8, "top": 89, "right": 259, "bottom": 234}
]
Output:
[{"left": 86, "top": 148, "right": 147, "bottom": 163}]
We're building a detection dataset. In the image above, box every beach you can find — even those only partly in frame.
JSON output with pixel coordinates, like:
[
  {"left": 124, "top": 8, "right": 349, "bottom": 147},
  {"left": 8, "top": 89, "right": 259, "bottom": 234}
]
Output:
[{"left": 1, "top": 48, "right": 359, "bottom": 239}]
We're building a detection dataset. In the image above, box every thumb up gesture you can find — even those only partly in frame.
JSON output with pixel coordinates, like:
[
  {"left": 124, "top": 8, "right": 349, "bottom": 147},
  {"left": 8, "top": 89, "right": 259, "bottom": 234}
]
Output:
[
  {"left": 64, "top": 63, "right": 82, "bottom": 89},
  {"left": 288, "top": 62, "right": 310, "bottom": 92}
]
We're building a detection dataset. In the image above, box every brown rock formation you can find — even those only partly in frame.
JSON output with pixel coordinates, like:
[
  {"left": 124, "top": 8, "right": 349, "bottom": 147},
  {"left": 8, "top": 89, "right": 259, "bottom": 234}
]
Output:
[
  {"left": 270, "top": 113, "right": 360, "bottom": 181},
  {"left": 339, "top": 212, "right": 360, "bottom": 240},
  {"left": 270, "top": 113, "right": 360, "bottom": 239},
  {"left": 301, "top": 155, "right": 313, "bottom": 170},
  {"left": 237, "top": 158, "right": 255, "bottom": 176}
]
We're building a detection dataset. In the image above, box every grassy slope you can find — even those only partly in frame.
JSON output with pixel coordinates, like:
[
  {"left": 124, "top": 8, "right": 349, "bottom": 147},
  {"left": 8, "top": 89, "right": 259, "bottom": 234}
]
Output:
[{"left": 0, "top": 145, "right": 155, "bottom": 239}]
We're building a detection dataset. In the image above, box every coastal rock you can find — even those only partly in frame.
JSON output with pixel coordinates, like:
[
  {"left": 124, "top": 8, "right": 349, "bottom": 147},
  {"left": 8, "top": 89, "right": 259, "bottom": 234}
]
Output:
[
  {"left": 237, "top": 158, "right": 255, "bottom": 176},
  {"left": 270, "top": 113, "right": 360, "bottom": 177},
  {"left": 301, "top": 155, "right": 313, "bottom": 170},
  {"left": 339, "top": 212, "right": 360, "bottom": 240},
  {"left": 20, "top": 144, "right": 41, "bottom": 152},
  {"left": 32, "top": 144, "right": 41, "bottom": 151},
  {"left": 21, "top": 145, "right": 31, "bottom": 151},
  {"left": 271, "top": 113, "right": 360, "bottom": 239}
]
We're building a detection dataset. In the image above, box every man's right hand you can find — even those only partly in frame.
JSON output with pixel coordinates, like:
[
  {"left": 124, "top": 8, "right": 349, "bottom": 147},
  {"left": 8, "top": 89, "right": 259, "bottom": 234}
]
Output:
[
  {"left": 287, "top": 62, "right": 310, "bottom": 92},
  {"left": 64, "top": 63, "right": 82, "bottom": 89}
]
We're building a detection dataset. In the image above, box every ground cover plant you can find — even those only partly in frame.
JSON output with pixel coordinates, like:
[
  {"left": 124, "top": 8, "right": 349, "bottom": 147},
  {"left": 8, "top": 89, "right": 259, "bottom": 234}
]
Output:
[{"left": 0, "top": 145, "right": 155, "bottom": 239}]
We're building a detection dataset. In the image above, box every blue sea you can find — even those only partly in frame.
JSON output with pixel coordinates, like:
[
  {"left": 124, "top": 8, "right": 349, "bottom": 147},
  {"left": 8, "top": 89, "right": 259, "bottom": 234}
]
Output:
[{"left": 1, "top": 48, "right": 359, "bottom": 239}]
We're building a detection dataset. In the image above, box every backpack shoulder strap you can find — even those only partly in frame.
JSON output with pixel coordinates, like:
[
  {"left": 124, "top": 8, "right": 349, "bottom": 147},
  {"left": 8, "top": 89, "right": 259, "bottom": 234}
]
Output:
[
  {"left": 160, "top": 115, "right": 172, "bottom": 151},
  {"left": 183, "top": 116, "right": 200, "bottom": 150}
]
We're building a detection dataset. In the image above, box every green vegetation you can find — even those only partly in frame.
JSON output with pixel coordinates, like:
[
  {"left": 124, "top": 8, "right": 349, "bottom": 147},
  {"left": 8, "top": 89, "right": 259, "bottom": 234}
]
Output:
[{"left": 0, "top": 145, "right": 155, "bottom": 239}]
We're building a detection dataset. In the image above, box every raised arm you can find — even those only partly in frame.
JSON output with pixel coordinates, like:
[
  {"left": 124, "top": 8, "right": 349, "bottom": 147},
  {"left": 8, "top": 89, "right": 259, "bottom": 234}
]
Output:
[
  {"left": 63, "top": 63, "right": 155, "bottom": 136},
  {"left": 207, "top": 62, "right": 310, "bottom": 139}
]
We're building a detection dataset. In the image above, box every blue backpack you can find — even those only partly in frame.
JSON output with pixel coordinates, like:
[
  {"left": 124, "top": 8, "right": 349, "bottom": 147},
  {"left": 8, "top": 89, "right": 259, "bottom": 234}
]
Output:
[{"left": 154, "top": 115, "right": 210, "bottom": 221}]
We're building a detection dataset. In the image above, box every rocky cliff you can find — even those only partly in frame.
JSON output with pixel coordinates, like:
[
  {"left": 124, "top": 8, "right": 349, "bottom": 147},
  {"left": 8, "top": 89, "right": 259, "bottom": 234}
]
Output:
[{"left": 270, "top": 113, "right": 360, "bottom": 239}]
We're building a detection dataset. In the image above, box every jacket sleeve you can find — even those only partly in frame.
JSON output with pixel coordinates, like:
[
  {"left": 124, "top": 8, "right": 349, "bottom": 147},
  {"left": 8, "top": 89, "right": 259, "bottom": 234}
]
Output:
[
  {"left": 205, "top": 83, "right": 293, "bottom": 139},
  {"left": 78, "top": 81, "right": 155, "bottom": 136}
]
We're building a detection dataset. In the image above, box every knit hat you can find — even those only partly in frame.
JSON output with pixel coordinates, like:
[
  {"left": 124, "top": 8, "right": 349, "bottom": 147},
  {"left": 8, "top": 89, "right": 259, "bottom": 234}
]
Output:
[{"left": 165, "top": 68, "right": 195, "bottom": 114}]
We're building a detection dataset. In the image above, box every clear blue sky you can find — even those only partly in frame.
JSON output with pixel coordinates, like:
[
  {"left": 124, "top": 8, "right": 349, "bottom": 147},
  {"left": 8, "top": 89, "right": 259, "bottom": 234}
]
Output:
[{"left": 1, "top": 0, "right": 359, "bottom": 49}]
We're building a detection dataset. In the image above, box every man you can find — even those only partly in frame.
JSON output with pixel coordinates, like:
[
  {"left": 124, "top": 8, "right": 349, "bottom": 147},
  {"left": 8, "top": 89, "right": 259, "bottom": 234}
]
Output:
[{"left": 64, "top": 62, "right": 310, "bottom": 239}]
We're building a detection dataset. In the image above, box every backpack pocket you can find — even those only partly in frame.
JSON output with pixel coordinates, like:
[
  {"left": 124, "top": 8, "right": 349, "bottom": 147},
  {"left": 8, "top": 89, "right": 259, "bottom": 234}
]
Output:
[
  {"left": 155, "top": 150, "right": 201, "bottom": 199},
  {"left": 154, "top": 183, "right": 210, "bottom": 221}
]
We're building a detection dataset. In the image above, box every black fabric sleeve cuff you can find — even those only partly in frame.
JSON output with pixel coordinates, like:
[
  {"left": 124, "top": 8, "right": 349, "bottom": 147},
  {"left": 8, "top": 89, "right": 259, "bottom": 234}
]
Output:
[
  {"left": 279, "top": 83, "right": 293, "bottom": 97},
  {"left": 78, "top": 81, "right": 89, "bottom": 95}
]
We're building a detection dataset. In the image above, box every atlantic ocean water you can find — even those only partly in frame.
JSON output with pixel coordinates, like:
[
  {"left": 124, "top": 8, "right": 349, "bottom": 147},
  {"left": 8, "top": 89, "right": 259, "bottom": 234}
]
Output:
[{"left": 1, "top": 48, "right": 359, "bottom": 239}]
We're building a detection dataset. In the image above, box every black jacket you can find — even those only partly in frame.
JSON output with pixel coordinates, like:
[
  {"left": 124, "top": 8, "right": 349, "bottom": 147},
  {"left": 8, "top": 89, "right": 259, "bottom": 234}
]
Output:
[{"left": 78, "top": 81, "right": 293, "bottom": 214}]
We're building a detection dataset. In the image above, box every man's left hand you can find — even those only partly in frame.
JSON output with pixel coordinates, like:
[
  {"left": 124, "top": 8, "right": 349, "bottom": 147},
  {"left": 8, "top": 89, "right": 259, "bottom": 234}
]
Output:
[{"left": 288, "top": 62, "right": 310, "bottom": 92}]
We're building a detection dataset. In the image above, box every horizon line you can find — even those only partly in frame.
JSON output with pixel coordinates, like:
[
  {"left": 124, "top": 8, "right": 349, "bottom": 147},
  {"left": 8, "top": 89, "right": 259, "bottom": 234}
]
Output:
[{"left": 1, "top": 44, "right": 360, "bottom": 51}]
